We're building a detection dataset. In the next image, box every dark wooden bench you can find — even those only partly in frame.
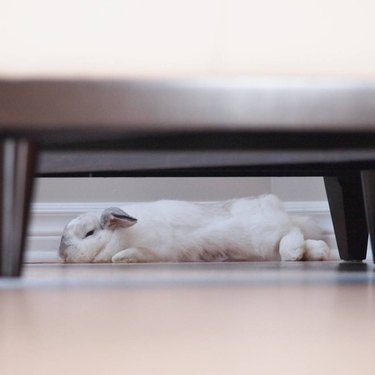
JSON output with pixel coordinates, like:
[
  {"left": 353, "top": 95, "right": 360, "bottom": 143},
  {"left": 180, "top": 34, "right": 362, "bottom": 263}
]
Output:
[{"left": 1, "top": 78, "right": 375, "bottom": 276}]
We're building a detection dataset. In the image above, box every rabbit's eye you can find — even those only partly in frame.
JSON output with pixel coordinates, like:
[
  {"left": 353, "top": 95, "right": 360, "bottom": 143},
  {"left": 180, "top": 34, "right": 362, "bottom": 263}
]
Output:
[{"left": 85, "top": 230, "right": 95, "bottom": 238}]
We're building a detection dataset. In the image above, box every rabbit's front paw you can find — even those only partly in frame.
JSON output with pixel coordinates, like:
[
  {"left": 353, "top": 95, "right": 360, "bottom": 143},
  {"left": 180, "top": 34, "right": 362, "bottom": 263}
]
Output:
[
  {"left": 112, "top": 247, "right": 157, "bottom": 263},
  {"left": 112, "top": 248, "right": 143, "bottom": 263}
]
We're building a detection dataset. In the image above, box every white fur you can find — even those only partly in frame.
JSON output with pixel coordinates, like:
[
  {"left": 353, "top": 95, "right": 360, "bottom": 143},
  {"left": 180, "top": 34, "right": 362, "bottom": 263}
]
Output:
[{"left": 59, "top": 194, "right": 330, "bottom": 263}]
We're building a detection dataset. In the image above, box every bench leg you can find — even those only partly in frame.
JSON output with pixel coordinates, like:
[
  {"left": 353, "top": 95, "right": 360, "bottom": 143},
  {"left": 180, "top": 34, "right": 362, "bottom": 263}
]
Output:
[
  {"left": 0, "top": 139, "right": 38, "bottom": 277},
  {"left": 324, "top": 175, "right": 368, "bottom": 261},
  {"left": 361, "top": 170, "right": 375, "bottom": 262}
]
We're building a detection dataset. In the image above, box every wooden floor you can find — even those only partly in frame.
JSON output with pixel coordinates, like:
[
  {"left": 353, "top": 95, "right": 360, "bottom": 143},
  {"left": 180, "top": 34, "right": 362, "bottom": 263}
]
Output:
[{"left": 1, "top": 261, "right": 375, "bottom": 375}]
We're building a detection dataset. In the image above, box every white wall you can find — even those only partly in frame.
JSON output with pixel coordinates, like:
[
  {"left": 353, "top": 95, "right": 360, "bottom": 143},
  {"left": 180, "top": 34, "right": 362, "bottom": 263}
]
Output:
[
  {"left": 271, "top": 177, "right": 327, "bottom": 202},
  {"left": 35, "top": 177, "right": 272, "bottom": 202},
  {"left": 33, "top": 177, "right": 326, "bottom": 203},
  {"left": 2, "top": 0, "right": 375, "bottom": 79}
]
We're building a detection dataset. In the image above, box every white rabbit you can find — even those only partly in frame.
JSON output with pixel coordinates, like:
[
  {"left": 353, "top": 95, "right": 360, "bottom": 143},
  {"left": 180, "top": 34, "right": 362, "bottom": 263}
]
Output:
[{"left": 59, "top": 194, "right": 330, "bottom": 263}]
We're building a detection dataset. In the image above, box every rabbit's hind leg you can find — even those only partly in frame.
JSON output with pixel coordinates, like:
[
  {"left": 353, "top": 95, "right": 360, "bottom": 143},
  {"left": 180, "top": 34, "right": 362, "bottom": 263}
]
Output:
[
  {"left": 304, "top": 240, "right": 330, "bottom": 261},
  {"left": 279, "top": 227, "right": 305, "bottom": 261}
]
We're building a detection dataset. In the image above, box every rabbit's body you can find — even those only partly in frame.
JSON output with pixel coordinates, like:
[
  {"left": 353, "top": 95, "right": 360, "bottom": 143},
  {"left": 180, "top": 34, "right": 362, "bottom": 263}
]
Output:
[{"left": 59, "top": 194, "right": 330, "bottom": 263}]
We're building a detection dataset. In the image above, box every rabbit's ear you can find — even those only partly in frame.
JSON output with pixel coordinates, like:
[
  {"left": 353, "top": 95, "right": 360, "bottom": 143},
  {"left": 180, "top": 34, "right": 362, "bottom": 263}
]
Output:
[{"left": 100, "top": 207, "right": 138, "bottom": 230}]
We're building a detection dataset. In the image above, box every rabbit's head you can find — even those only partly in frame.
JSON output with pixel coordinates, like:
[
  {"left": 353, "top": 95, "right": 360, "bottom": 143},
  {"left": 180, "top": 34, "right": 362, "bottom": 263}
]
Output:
[{"left": 59, "top": 207, "right": 137, "bottom": 263}]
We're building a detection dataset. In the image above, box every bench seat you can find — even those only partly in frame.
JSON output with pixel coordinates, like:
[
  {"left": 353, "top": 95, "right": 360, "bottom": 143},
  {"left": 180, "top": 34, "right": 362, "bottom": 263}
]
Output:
[{"left": 1, "top": 78, "right": 375, "bottom": 276}]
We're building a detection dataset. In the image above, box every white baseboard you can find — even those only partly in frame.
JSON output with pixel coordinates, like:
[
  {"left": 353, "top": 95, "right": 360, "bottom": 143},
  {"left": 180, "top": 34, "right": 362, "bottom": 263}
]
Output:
[{"left": 25, "top": 200, "right": 342, "bottom": 263}]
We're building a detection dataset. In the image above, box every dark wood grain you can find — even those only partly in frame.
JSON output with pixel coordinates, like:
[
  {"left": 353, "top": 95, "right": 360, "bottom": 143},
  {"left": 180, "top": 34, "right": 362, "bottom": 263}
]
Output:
[
  {"left": 324, "top": 175, "right": 368, "bottom": 260},
  {"left": 2, "top": 79, "right": 375, "bottom": 139},
  {"left": 38, "top": 150, "right": 375, "bottom": 176}
]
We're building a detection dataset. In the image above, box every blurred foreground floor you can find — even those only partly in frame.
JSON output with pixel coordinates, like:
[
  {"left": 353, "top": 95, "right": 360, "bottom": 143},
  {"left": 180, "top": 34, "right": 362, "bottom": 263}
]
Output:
[{"left": 1, "top": 262, "right": 375, "bottom": 375}]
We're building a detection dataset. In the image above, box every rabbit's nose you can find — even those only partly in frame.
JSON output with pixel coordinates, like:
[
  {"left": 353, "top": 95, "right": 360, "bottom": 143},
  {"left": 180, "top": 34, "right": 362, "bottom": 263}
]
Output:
[
  {"left": 58, "top": 247, "right": 67, "bottom": 263},
  {"left": 59, "top": 237, "right": 69, "bottom": 262}
]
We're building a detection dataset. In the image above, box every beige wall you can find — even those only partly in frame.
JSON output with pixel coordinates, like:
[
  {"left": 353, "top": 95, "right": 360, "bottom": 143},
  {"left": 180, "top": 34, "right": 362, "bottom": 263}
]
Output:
[
  {"left": 2, "top": 0, "right": 375, "bottom": 79},
  {"left": 33, "top": 177, "right": 326, "bottom": 203},
  {"left": 271, "top": 177, "right": 327, "bottom": 201}
]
